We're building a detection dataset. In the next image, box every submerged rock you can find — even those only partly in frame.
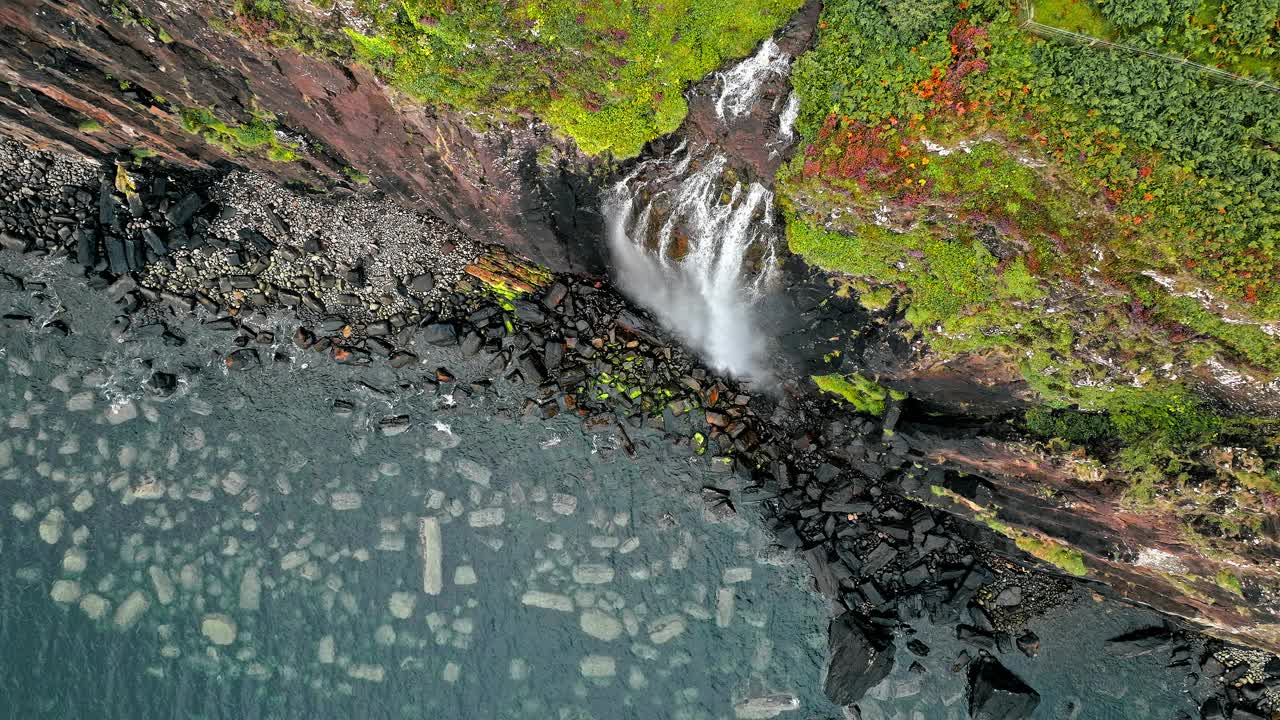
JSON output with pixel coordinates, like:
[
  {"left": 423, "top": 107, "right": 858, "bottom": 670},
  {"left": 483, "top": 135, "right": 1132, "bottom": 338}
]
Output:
[
  {"left": 823, "top": 613, "right": 894, "bottom": 707},
  {"left": 113, "top": 590, "right": 150, "bottom": 629},
  {"left": 734, "top": 694, "right": 799, "bottom": 719},
  {"left": 201, "top": 614, "right": 238, "bottom": 646},
  {"left": 419, "top": 517, "right": 443, "bottom": 595},
  {"left": 967, "top": 654, "right": 1040, "bottom": 720},
  {"left": 580, "top": 610, "right": 624, "bottom": 641}
]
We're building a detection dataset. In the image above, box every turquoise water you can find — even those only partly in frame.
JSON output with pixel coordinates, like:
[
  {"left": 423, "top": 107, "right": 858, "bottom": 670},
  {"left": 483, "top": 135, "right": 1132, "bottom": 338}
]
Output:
[{"left": 0, "top": 252, "right": 836, "bottom": 720}]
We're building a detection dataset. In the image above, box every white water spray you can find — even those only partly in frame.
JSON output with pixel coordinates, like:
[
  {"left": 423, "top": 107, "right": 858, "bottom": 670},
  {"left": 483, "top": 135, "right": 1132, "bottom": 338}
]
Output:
[
  {"left": 715, "top": 39, "right": 790, "bottom": 121},
  {"left": 606, "top": 152, "right": 778, "bottom": 379},
  {"left": 775, "top": 91, "right": 800, "bottom": 146}
]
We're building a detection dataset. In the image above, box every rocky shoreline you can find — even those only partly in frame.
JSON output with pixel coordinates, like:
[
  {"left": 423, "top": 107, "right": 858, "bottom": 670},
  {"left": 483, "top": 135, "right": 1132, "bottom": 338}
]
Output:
[{"left": 2, "top": 136, "right": 1277, "bottom": 719}]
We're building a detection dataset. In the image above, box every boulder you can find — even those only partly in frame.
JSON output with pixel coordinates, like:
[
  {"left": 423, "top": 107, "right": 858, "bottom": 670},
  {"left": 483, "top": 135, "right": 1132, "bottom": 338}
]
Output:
[
  {"left": 967, "top": 655, "right": 1040, "bottom": 720},
  {"left": 823, "top": 613, "right": 894, "bottom": 706}
]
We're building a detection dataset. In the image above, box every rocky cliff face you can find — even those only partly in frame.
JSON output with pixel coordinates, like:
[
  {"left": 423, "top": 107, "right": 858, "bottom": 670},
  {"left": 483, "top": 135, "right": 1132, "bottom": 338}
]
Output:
[{"left": 0, "top": 0, "right": 605, "bottom": 272}]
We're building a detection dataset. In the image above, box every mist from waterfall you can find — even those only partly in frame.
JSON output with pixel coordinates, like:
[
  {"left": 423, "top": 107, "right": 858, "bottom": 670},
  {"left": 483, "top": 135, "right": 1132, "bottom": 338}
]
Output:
[{"left": 606, "top": 152, "right": 778, "bottom": 380}]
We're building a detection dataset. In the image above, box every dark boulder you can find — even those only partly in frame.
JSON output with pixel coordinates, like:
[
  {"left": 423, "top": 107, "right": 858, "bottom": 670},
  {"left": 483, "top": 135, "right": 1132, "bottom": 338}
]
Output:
[
  {"left": 1105, "top": 626, "right": 1176, "bottom": 659},
  {"left": 967, "top": 655, "right": 1040, "bottom": 720},
  {"left": 409, "top": 272, "right": 435, "bottom": 294},
  {"left": 823, "top": 613, "right": 894, "bottom": 706},
  {"left": 421, "top": 322, "right": 458, "bottom": 346}
]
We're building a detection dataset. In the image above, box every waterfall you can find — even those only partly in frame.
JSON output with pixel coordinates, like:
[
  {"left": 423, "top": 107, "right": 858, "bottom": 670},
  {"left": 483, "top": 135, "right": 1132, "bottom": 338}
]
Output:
[
  {"left": 606, "top": 151, "right": 778, "bottom": 379},
  {"left": 775, "top": 91, "right": 800, "bottom": 146},
  {"left": 606, "top": 37, "right": 796, "bottom": 379},
  {"left": 715, "top": 39, "right": 790, "bottom": 121}
]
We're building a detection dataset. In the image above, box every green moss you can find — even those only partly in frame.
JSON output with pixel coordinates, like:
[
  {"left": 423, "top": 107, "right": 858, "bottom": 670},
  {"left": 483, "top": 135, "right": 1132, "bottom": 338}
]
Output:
[
  {"left": 985, "top": 516, "right": 1088, "bottom": 576},
  {"left": 344, "top": 166, "right": 371, "bottom": 184},
  {"left": 129, "top": 147, "right": 157, "bottom": 160},
  {"left": 858, "top": 286, "right": 894, "bottom": 311},
  {"left": 1215, "top": 569, "right": 1244, "bottom": 597},
  {"left": 178, "top": 107, "right": 299, "bottom": 162},
  {"left": 813, "top": 372, "right": 889, "bottom": 415},
  {"left": 77, "top": 118, "right": 104, "bottom": 133}
]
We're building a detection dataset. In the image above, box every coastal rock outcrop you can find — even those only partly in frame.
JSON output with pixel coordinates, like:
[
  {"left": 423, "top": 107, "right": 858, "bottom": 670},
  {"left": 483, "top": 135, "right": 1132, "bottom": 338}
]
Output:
[
  {"left": 823, "top": 612, "right": 894, "bottom": 706},
  {"left": 966, "top": 655, "right": 1040, "bottom": 720}
]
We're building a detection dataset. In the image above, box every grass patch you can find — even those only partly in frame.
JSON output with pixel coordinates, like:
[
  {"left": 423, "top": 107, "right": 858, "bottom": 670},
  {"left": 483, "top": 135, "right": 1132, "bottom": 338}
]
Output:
[{"left": 1031, "top": 0, "right": 1113, "bottom": 37}]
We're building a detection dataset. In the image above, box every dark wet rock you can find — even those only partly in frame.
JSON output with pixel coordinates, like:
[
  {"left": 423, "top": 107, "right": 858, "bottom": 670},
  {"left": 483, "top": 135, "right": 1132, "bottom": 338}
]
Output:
[
  {"left": 421, "top": 322, "right": 458, "bottom": 346},
  {"left": 614, "top": 309, "right": 662, "bottom": 345},
  {"left": 165, "top": 193, "right": 202, "bottom": 227},
  {"left": 105, "top": 234, "right": 128, "bottom": 273},
  {"left": 366, "top": 320, "right": 392, "bottom": 336},
  {"left": 823, "top": 613, "right": 895, "bottom": 707},
  {"left": 544, "top": 339, "right": 564, "bottom": 370},
  {"left": 862, "top": 542, "right": 897, "bottom": 574},
  {"left": 144, "top": 371, "right": 178, "bottom": 397},
  {"left": 292, "top": 327, "right": 315, "bottom": 349},
  {"left": 969, "top": 604, "right": 996, "bottom": 633},
  {"left": 994, "top": 586, "right": 1022, "bottom": 607},
  {"left": 967, "top": 655, "right": 1040, "bottom": 720},
  {"left": 1199, "top": 697, "right": 1226, "bottom": 720},
  {"left": 460, "top": 331, "right": 483, "bottom": 356},
  {"left": 1015, "top": 631, "right": 1040, "bottom": 658},
  {"left": 517, "top": 352, "right": 546, "bottom": 384},
  {"left": 1, "top": 230, "right": 28, "bottom": 251},
  {"left": 378, "top": 415, "right": 410, "bottom": 436},
  {"left": 542, "top": 281, "right": 568, "bottom": 309},
  {"left": 957, "top": 625, "right": 996, "bottom": 650},
  {"left": 909, "top": 660, "right": 928, "bottom": 674},
  {"left": 951, "top": 650, "right": 973, "bottom": 673},
  {"left": 907, "top": 639, "right": 931, "bottom": 657},
  {"left": 701, "top": 487, "right": 736, "bottom": 521},
  {"left": 1106, "top": 626, "right": 1176, "bottom": 659},
  {"left": 389, "top": 351, "right": 418, "bottom": 369},
  {"left": 511, "top": 299, "right": 545, "bottom": 324},
  {"left": 224, "top": 348, "right": 260, "bottom": 371},
  {"left": 409, "top": 272, "right": 435, "bottom": 294}
]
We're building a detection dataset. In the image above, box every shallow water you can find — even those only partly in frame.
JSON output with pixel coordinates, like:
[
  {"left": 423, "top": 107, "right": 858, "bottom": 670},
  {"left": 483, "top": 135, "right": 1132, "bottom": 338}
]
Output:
[{"left": 0, "top": 251, "right": 837, "bottom": 720}]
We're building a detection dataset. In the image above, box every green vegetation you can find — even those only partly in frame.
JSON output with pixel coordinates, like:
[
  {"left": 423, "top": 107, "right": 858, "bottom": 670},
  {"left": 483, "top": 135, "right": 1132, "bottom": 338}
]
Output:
[
  {"left": 813, "top": 372, "right": 890, "bottom": 415},
  {"left": 232, "top": 0, "right": 352, "bottom": 56},
  {"left": 77, "top": 118, "right": 104, "bottom": 133},
  {"left": 110, "top": 1, "right": 177, "bottom": 45},
  {"left": 178, "top": 107, "right": 299, "bottom": 162},
  {"left": 1033, "top": 0, "right": 1113, "bottom": 36},
  {"left": 230, "top": 0, "right": 801, "bottom": 158},
  {"left": 1032, "top": 0, "right": 1280, "bottom": 80},
  {"left": 344, "top": 167, "right": 371, "bottom": 184},
  {"left": 1215, "top": 569, "right": 1245, "bottom": 596},
  {"left": 781, "top": 0, "right": 1280, "bottom": 557},
  {"left": 929, "top": 485, "right": 1089, "bottom": 576}
]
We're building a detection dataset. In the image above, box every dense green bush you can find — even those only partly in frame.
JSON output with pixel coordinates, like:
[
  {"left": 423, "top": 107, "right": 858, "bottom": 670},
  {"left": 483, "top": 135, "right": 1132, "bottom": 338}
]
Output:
[{"left": 880, "top": 0, "right": 955, "bottom": 41}]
